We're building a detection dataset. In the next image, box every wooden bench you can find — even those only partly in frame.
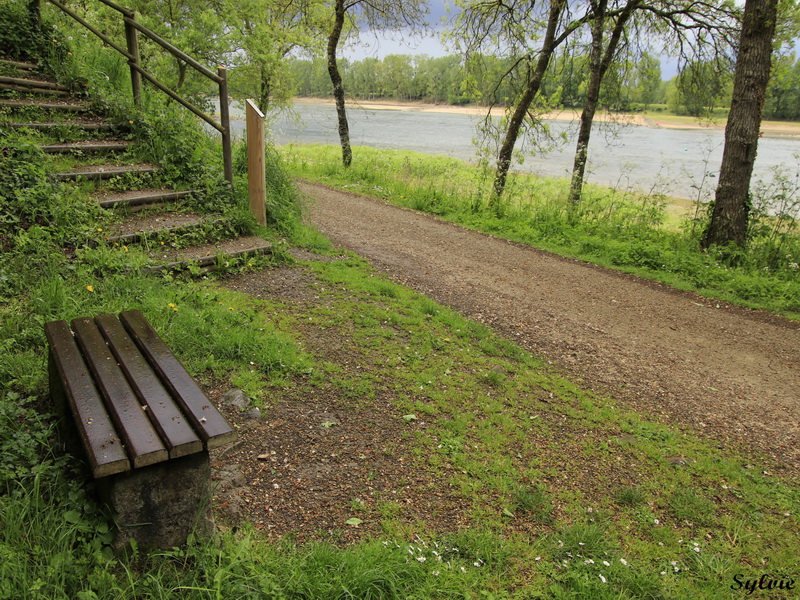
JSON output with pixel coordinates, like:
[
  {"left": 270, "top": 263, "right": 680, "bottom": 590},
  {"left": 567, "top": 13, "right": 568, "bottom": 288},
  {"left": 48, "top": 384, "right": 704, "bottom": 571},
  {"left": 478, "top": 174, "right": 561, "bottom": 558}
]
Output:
[{"left": 45, "top": 310, "right": 236, "bottom": 551}]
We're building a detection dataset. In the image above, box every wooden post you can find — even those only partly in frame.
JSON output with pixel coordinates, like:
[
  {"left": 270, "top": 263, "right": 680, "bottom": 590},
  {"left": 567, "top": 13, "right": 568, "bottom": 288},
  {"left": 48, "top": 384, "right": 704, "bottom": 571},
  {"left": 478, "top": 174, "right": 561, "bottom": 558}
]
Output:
[
  {"left": 218, "top": 66, "right": 234, "bottom": 187},
  {"left": 124, "top": 11, "right": 142, "bottom": 106},
  {"left": 245, "top": 99, "right": 266, "bottom": 226}
]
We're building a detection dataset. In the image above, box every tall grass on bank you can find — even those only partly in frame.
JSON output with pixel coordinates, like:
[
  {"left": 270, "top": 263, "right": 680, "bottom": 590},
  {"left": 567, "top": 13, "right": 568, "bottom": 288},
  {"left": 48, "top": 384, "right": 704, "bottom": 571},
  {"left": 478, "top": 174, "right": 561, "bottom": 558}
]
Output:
[{"left": 282, "top": 144, "right": 800, "bottom": 317}]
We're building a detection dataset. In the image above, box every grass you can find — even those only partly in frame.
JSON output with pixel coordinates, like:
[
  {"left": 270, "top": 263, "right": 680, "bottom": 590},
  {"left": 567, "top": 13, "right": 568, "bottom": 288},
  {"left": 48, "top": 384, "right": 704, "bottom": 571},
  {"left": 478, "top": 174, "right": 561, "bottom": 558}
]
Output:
[
  {"left": 185, "top": 252, "right": 796, "bottom": 599},
  {"left": 281, "top": 144, "right": 800, "bottom": 318},
  {"left": 2, "top": 143, "right": 799, "bottom": 599}
]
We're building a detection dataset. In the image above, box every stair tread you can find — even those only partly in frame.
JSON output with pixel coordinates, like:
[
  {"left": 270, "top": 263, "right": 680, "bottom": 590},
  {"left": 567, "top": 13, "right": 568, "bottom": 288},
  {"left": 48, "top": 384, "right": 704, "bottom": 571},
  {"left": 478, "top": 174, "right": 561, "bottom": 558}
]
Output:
[
  {"left": 53, "top": 164, "right": 159, "bottom": 181},
  {"left": 0, "top": 75, "right": 69, "bottom": 90},
  {"left": 0, "top": 84, "right": 70, "bottom": 96},
  {"left": 0, "top": 98, "right": 91, "bottom": 111},
  {"left": 61, "top": 163, "right": 157, "bottom": 173},
  {"left": 10, "top": 120, "right": 114, "bottom": 129},
  {"left": 40, "top": 140, "right": 131, "bottom": 153},
  {"left": 106, "top": 213, "right": 206, "bottom": 241},
  {"left": 93, "top": 188, "right": 198, "bottom": 209},
  {"left": 95, "top": 188, "right": 194, "bottom": 201},
  {"left": 0, "top": 59, "right": 38, "bottom": 71},
  {"left": 149, "top": 236, "right": 271, "bottom": 269}
]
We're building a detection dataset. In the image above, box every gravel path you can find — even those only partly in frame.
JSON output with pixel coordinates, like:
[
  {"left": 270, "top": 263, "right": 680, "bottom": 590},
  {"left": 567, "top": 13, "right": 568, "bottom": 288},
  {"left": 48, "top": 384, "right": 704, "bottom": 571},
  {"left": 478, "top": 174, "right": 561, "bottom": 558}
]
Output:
[{"left": 299, "top": 180, "right": 800, "bottom": 476}]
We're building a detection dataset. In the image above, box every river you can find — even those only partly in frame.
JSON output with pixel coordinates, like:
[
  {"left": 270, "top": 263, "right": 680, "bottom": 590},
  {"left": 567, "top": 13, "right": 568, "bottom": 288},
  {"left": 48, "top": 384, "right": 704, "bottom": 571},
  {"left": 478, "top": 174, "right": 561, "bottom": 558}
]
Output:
[{"left": 226, "top": 101, "right": 800, "bottom": 201}]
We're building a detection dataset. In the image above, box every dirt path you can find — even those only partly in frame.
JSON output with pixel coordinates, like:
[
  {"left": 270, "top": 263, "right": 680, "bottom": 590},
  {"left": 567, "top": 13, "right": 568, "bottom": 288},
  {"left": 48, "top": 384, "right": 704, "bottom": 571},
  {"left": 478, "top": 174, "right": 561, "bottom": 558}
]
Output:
[{"left": 299, "top": 180, "right": 800, "bottom": 476}]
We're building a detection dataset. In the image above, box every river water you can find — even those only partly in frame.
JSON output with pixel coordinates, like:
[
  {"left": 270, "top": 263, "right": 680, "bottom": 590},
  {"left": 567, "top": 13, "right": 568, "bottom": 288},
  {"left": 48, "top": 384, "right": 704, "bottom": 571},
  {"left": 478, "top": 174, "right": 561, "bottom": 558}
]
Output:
[{"left": 227, "top": 101, "right": 800, "bottom": 200}]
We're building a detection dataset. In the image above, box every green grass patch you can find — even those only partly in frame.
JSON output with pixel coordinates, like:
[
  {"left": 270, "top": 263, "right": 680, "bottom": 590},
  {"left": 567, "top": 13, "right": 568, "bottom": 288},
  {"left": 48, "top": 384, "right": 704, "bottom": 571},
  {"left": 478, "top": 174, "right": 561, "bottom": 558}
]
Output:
[{"left": 2, "top": 242, "right": 799, "bottom": 600}]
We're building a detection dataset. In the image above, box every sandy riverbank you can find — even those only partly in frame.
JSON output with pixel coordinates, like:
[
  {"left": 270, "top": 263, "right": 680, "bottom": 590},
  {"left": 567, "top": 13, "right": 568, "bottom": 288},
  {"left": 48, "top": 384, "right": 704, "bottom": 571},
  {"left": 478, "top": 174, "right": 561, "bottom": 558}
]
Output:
[{"left": 293, "top": 96, "right": 800, "bottom": 138}]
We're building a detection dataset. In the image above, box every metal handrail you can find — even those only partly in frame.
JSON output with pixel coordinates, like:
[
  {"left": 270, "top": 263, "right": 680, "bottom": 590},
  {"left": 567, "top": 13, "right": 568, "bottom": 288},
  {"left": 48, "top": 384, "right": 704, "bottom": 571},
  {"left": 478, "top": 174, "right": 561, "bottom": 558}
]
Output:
[{"left": 31, "top": 0, "right": 233, "bottom": 185}]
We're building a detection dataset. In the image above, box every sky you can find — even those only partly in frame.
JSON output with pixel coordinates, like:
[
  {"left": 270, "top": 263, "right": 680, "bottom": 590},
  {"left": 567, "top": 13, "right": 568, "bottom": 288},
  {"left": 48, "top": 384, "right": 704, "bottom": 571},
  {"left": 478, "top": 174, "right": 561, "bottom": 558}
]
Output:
[
  {"left": 343, "top": 0, "right": 453, "bottom": 60},
  {"left": 343, "top": 0, "right": 682, "bottom": 79}
]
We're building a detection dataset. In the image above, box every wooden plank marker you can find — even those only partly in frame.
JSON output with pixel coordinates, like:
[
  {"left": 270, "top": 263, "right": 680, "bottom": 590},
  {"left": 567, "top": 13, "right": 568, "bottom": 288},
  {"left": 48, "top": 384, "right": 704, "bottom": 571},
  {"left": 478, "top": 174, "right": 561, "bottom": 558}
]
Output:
[{"left": 246, "top": 98, "right": 267, "bottom": 226}]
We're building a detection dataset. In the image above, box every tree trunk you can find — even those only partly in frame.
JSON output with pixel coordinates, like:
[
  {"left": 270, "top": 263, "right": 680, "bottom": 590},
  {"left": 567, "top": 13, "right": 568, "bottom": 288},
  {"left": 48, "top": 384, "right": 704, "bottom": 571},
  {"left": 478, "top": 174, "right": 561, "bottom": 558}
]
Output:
[
  {"left": 567, "top": 0, "right": 636, "bottom": 206},
  {"left": 327, "top": 0, "right": 352, "bottom": 168},
  {"left": 492, "top": 0, "right": 567, "bottom": 203},
  {"left": 176, "top": 60, "right": 187, "bottom": 90},
  {"left": 701, "top": 0, "right": 779, "bottom": 249},
  {"left": 259, "top": 66, "right": 271, "bottom": 114},
  {"left": 568, "top": 0, "right": 607, "bottom": 206}
]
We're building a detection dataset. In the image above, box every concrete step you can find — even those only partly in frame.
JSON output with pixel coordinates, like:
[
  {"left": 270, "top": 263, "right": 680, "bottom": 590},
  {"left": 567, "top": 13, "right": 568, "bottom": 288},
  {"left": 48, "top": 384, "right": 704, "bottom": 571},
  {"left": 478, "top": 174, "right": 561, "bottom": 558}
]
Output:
[
  {"left": 52, "top": 164, "right": 159, "bottom": 182},
  {"left": 0, "top": 59, "right": 38, "bottom": 72},
  {"left": 143, "top": 236, "right": 272, "bottom": 274},
  {"left": 40, "top": 140, "right": 132, "bottom": 154},
  {"left": 94, "top": 188, "right": 199, "bottom": 209},
  {"left": 104, "top": 213, "right": 217, "bottom": 245},
  {"left": 0, "top": 75, "right": 70, "bottom": 93},
  {"left": 0, "top": 98, "right": 92, "bottom": 112},
  {"left": 9, "top": 120, "right": 115, "bottom": 131}
]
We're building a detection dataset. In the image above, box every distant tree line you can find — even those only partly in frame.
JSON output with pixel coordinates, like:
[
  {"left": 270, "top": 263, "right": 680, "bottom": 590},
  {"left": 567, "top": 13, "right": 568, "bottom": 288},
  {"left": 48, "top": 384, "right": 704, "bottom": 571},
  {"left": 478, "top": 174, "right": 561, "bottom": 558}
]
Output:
[
  {"left": 288, "top": 53, "right": 668, "bottom": 110},
  {"left": 288, "top": 52, "right": 800, "bottom": 121}
]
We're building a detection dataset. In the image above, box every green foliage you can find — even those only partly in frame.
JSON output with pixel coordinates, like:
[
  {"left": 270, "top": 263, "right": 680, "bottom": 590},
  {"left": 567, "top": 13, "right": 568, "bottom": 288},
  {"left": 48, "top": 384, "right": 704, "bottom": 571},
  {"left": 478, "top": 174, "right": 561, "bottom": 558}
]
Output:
[
  {"left": 127, "top": 99, "right": 220, "bottom": 187},
  {"left": 0, "top": 0, "right": 51, "bottom": 62},
  {"left": 764, "top": 52, "right": 800, "bottom": 120},
  {"left": 666, "top": 61, "right": 733, "bottom": 118},
  {"left": 234, "top": 141, "right": 304, "bottom": 235}
]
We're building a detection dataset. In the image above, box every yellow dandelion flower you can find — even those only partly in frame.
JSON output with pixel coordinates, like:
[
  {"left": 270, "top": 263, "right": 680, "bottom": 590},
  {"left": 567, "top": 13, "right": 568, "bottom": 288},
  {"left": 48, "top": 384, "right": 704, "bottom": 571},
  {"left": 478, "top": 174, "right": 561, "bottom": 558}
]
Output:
[
  {"left": 123, "top": 246, "right": 129, "bottom": 252},
  {"left": 86, "top": 285, "right": 94, "bottom": 292},
  {"left": 173, "top": 307, "right": 179, "bottom": 312},
  {"left": 168, "top": 303, "right": 176, "bottom": 308},
  {"left": 97, "top": 228, "right": 103, "bottom": 232}
]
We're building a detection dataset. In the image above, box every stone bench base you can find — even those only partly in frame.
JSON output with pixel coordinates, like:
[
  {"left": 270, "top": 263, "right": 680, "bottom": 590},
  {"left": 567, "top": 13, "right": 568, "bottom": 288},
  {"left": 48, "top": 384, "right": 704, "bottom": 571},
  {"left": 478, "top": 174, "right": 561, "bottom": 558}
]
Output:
[{"left": 96, "top": 452, "right": 214, "bottom": 552}]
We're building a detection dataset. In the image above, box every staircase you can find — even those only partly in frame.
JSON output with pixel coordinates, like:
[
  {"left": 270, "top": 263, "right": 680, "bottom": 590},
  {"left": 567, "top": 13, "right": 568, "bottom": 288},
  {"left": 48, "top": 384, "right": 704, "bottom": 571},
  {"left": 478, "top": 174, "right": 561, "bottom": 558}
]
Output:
[{"left": 1, "top": 57, "right": 272, "bottom": 274}]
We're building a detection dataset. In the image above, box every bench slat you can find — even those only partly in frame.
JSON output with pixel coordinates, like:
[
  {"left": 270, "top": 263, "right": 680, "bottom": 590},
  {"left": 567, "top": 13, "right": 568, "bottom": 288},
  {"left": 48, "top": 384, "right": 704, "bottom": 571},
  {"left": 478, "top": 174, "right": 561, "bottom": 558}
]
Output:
[
  {"left": 95, "top": 314, "right": 204, "bottom": 459},
  {"left": 120, "top": 310, "right": 237, "bottom": 448},
  {"left": 72, "top": 318, "right": 169, "bottom": 469},
  {"left": 44, "top": 321, "right": 130, "bottom": 477}
]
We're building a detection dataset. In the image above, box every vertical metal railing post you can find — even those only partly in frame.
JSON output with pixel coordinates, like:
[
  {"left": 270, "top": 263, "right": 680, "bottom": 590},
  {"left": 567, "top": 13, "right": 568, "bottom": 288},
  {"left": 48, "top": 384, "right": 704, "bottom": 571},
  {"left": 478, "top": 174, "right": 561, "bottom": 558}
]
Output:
[
  {"left": 217, "top": 66, "right": 233, "bottom": 187},
  {"left": 124, "top": 10, "right": 142, "bottom": 106}
]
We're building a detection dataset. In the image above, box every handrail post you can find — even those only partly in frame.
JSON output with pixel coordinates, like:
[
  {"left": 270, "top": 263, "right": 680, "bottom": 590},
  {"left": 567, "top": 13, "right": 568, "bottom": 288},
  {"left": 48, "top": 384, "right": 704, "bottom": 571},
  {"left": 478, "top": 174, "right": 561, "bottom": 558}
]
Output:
[
  {"left": 124, "top": 10, "right": 142, "bottom": 106},
  {"left": 218, "top": 66, "right": 233, "bottom": 187},
  {"left": 246, "top": 99, "right": 267, "bottom": 226}
]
